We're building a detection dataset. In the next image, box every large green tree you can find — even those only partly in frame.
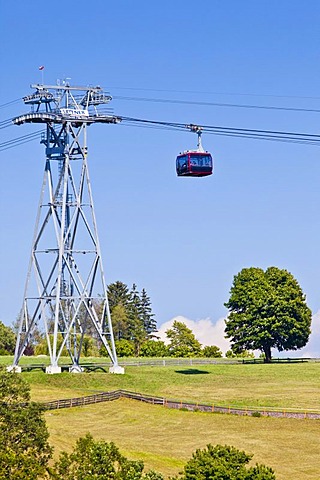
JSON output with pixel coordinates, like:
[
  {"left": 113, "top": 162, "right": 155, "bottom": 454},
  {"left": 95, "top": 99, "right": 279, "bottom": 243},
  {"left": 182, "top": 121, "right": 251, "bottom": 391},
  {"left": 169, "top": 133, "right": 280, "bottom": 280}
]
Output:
[
  {"left": 166, "top": 321, "right": 202, "bottom": 357},
  {"left": 224, "top": 267, "right": 312, "bottom": 362},
  {"left": 0, "top": 367, "right": 52, "bottom": 479},
  {"left": 50, "top": 433, "right": 163, "bottom": 480},
  {"left": 170, "top": 444, "right": 276, "bottom": 480}
]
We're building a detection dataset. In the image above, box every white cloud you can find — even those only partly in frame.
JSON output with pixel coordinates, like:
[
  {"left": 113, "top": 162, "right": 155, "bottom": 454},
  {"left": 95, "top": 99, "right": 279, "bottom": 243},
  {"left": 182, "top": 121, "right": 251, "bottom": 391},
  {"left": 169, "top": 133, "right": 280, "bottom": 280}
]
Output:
[
  {"left": 157, "top": 310, "right": 320, "bottom": 358},
  {"left": 157, "top": 315, "right": 231, "bottom": 354}
]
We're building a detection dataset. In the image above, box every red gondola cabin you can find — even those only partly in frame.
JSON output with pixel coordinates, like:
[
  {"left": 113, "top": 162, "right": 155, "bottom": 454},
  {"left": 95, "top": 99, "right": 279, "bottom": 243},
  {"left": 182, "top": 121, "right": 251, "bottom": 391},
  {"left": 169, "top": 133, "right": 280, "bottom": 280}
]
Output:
[{"left": 176, "top": 151, "right": 213, "bottom": 177}]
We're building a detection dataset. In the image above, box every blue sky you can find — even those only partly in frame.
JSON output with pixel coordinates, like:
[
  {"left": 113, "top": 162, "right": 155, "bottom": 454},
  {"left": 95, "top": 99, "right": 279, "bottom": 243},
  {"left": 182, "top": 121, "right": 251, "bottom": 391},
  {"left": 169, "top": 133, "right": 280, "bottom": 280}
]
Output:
[{"left": 0, "top": 0, "right": 319, "bottom": 356}]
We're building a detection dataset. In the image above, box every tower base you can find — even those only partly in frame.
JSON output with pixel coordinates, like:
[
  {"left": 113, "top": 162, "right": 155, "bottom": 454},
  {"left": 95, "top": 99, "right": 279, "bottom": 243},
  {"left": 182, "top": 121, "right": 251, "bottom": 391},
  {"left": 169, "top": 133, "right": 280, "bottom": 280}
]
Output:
[
  {"left": 46, "top": 365, "right": 62, "bottom": 374},
  {"left": 109, "top": 365, "right": 125, "bottom": 374},
  {"left": 69, "top": 365, "right": 84, "bottom": 373}
]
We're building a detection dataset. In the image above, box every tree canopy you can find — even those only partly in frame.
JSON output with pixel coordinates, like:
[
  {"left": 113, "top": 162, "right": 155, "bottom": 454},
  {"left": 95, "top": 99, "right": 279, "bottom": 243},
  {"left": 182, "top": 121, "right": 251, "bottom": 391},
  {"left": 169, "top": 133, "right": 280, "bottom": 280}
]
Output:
[
  {"left": 224, "top": 267, "right": 312, "bottom": 362},
  {"left": 166, "top": 321, "right": 202, "bottom": 357},
  {"left": 51, "top": 433, "right": 163, "bottom": 480},
  {"left": 170, "top": 444, "right": 276, "bottom": 480},
  {"left": 0, "top": 367, "right": 52, "bottom": 479},
  {"left": 107, "top": 281, "right": 157, "bottom": 353}
]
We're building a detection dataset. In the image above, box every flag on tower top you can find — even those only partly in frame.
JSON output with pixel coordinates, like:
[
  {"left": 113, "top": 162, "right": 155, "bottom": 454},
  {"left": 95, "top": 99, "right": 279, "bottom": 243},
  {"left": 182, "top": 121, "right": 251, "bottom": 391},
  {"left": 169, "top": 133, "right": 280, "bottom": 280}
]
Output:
[{"left": 39, "top": 66, "right": 45, "bottom": 70}]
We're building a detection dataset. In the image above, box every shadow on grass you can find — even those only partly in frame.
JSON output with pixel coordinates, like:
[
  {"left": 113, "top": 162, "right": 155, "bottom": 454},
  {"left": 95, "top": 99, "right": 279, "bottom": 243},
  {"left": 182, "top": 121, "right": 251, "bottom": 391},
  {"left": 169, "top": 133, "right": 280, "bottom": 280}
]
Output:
[{"left": 175, "top": 369, "right": 210, "bottom": 375}]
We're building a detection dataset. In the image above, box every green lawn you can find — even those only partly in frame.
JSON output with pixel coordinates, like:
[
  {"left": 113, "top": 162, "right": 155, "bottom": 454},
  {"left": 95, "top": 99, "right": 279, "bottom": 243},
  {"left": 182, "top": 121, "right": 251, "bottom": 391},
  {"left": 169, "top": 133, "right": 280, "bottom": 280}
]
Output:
[
  {"left": 12, "top": 360, "right": 320, "bottom": 412},
  {"left": 45, "top": 399, "right": 320, "bottom": 480},
  {"left": 2, "top": 356, "right": 320, "bottom": 479}
]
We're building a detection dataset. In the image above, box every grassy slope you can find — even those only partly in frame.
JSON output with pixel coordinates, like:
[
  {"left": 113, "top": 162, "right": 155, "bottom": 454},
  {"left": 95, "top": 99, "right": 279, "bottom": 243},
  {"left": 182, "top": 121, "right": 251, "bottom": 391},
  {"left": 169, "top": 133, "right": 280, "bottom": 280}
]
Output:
[
  {"left": 2, "top": 357, "right": 319, "bottom": 479},
  {"left": 19, "top": 362, "right": 320, "bottom": 411},
  {"left": 45, "top": 399, "right": 320, "bottom": 480}
]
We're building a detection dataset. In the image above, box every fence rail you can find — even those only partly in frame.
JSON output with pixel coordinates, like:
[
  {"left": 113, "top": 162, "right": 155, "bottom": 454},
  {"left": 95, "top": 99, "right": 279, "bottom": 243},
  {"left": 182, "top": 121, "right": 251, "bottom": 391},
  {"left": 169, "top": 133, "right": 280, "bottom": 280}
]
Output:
[{"left": 41, "top": 389, "right": 320, "bottom": 420}]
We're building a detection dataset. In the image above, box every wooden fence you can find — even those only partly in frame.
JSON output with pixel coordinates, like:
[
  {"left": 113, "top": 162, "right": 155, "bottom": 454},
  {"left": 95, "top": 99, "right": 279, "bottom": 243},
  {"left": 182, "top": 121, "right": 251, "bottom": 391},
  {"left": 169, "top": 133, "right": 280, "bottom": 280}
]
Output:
[{"left": 42, "top": 390, "right": 320, "bottom": 420}]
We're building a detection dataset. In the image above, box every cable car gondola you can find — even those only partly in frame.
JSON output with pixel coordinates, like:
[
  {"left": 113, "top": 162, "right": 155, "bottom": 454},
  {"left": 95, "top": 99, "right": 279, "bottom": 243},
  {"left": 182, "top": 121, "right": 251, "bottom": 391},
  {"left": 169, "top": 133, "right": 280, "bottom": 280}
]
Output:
[{"left": 176, "top": 125, "right": 213, "bottom": 177}]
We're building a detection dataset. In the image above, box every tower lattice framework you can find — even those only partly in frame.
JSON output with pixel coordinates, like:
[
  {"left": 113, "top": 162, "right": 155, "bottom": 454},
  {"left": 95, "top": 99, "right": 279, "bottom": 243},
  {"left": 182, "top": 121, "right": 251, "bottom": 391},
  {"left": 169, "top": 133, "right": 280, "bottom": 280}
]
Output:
[{"left": 11, "top": 83, "right": 124, "bottom": 374}]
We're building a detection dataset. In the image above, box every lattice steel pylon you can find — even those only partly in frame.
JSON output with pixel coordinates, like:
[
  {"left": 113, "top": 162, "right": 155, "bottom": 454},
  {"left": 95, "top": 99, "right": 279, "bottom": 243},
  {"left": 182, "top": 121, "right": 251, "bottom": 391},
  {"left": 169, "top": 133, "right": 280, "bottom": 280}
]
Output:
[{"left": 10, "top": 82, "right": 124, "bottom": 374}]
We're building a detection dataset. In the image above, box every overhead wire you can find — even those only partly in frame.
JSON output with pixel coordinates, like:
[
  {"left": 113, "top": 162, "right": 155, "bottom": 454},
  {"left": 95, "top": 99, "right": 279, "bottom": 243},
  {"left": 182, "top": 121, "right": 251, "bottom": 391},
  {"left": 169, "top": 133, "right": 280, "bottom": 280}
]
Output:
[
  {"left": 0, "top": 130, "right": 44, "bottom": 152},
  {"left": 108, "top": 86, "right": 320, "bottom": 101},
  {"left": 118, "top": 120, "right": 320, "bottom": 146},
  {"left": 113, "top": 95, "right": 320, "bottom": 114},
  {"left": 119, "top": 116, "right": 320, "bottom": 145},
  {"left": 1, "top": 88, "right": 320, "bottom": 152},
  {"left": 0, "top": 98, "right": 22, "bottom": 109},
  {"left": 0, "top": 118, "right": 15, "bottom": 130},
  {"left": 1, "top": 114, "right": 320, "bottom": 152}
]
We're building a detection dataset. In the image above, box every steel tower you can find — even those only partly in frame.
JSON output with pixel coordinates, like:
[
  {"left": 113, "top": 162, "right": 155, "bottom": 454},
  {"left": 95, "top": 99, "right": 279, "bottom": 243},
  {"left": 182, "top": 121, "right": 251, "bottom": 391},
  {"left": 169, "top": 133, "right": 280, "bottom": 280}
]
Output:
[{"left": 10, "top": 82, "right": 124, "bottom": 374}]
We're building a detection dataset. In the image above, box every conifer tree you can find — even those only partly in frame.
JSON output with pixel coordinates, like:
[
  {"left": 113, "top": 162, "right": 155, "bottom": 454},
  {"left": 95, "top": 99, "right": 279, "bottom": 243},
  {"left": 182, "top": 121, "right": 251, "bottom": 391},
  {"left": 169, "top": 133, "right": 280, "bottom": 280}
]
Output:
[{"left": 140, "top": 288, "right": 157, "bottom": 337}]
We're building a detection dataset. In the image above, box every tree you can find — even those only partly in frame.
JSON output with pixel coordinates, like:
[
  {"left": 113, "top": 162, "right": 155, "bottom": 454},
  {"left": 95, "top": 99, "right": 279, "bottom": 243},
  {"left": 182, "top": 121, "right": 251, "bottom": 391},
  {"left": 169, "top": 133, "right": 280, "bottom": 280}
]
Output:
[
  {"left": 107, "top": 281, "right": 157, "bottom": 349},
  {"left": 224, "top": 267, "right": 312, "bottom": 362},
  {"left": 115, "top": 339, "right": 135, "bottom": 357},
  {"left": 12, "top": 313, "right": 43, "bottom": 356},
  {"left": 202, "top": 345, "right": 223, "bottom": 358},
  {"left": 107, "top": 280, "right": 131, "bottom": 312},
  {"left": 100, "top": 339, "right": 135, "bottom": 357},
  {"left": 0, "top": 367, "right": 52, "bottom": 479},
  {"left": 127, "top": 283, "right": 147, "bottom": 355},
  {"left": 34, "top": 333, "right": 68, "bottom": 356},
  {"left": 166, "top": 321, "right": 202, "bottom": 357},
  {"left": 0, "top": 321, "right": 15, "bottom": 355},
  {"left": 111, "top": 304, "right": 130, "bottom": 341},
  {"left": 140, "top": 339, "right": 168, "bottom": 357},
  {"left": 225, "top": 349, "right": 255, "bottom": 359},
  {"left": 170, "top": 444, "right": 276, "bottom": 480},
  {"left": 140, "top": 288, "right": 157, "bottom": 337},
  {"left": 50, "top": 433, "right": 164, "bottom": 480}
]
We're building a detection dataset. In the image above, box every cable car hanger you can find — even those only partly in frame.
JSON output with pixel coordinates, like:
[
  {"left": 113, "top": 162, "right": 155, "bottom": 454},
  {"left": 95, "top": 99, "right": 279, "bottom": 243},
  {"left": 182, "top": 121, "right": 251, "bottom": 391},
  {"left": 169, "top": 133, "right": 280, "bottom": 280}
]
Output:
[{"left": 176, "top": 124, "right": 213, "bottom": 178}]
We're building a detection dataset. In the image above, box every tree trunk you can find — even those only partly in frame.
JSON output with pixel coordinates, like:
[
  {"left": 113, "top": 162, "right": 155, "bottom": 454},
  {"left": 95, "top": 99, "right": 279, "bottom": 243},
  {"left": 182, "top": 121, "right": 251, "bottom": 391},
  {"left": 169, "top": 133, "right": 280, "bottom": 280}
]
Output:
[{"left": 263, "top": 345, "right": 272, "bottom": 363}]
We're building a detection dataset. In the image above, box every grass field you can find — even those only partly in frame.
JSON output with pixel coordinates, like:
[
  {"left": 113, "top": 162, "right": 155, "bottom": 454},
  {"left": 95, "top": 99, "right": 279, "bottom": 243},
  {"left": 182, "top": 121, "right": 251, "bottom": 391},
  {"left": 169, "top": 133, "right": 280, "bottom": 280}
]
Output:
[
  {"left": 11, "top": 360, "right": 320, "bottom": 412},
  {"left": 2, "top": 356, "right": 320, "bottom": 479},
  {"left": 45, "top": 399, "right": 320, "bottom": 480}
]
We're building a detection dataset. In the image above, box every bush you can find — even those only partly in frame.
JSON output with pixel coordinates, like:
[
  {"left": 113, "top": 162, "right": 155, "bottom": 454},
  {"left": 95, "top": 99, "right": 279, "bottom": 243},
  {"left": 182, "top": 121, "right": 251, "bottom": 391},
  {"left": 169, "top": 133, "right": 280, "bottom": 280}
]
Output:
[
  {"left": 101, "top": 339, "right": 135, "bottom": 357},
  {"left": 171, "top": 444, "right": 276, "bottom": 479},
  {"left": 140, "top": 340, "right": 168, "bottom": 357},
  {"left": 225, "top": 349, "right": 255, "bottom": 359},
  {"left": 50, "top": 434, "right": 164, "bottom": 479},
  {"left": 202, "top": 345, "right": 223, "bottom": 358}
]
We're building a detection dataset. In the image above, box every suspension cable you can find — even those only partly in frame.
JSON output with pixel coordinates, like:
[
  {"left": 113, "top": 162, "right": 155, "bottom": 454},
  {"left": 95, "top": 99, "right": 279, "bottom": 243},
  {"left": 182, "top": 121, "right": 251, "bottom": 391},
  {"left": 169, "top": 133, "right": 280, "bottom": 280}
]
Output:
[
  {"left": 1, "top": 114, "right": 320, "bottom": 153},
  {"left": 113, "top": 95, "right": 320, "bottom": 114}
]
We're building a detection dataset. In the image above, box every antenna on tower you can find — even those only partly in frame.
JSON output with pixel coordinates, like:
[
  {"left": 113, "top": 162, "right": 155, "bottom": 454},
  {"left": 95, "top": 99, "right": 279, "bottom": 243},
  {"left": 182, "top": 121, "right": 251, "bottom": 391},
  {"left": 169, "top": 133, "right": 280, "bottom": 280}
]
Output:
[{"left": 10, "top": 83, "right": 124, "bottom": 374}]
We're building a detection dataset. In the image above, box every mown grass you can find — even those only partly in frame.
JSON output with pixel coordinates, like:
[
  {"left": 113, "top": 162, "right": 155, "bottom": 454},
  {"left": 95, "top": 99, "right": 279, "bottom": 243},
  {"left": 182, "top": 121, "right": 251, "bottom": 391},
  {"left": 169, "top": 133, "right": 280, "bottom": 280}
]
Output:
[
  {"left": 2, "top": 356, "right": 319, "bottom": 479},
  {"left": 45, "top": 398, "right": 320, "bottom": 480},
  {"left": 11, "top": 360, "right": 320, "bottom": 412}
]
